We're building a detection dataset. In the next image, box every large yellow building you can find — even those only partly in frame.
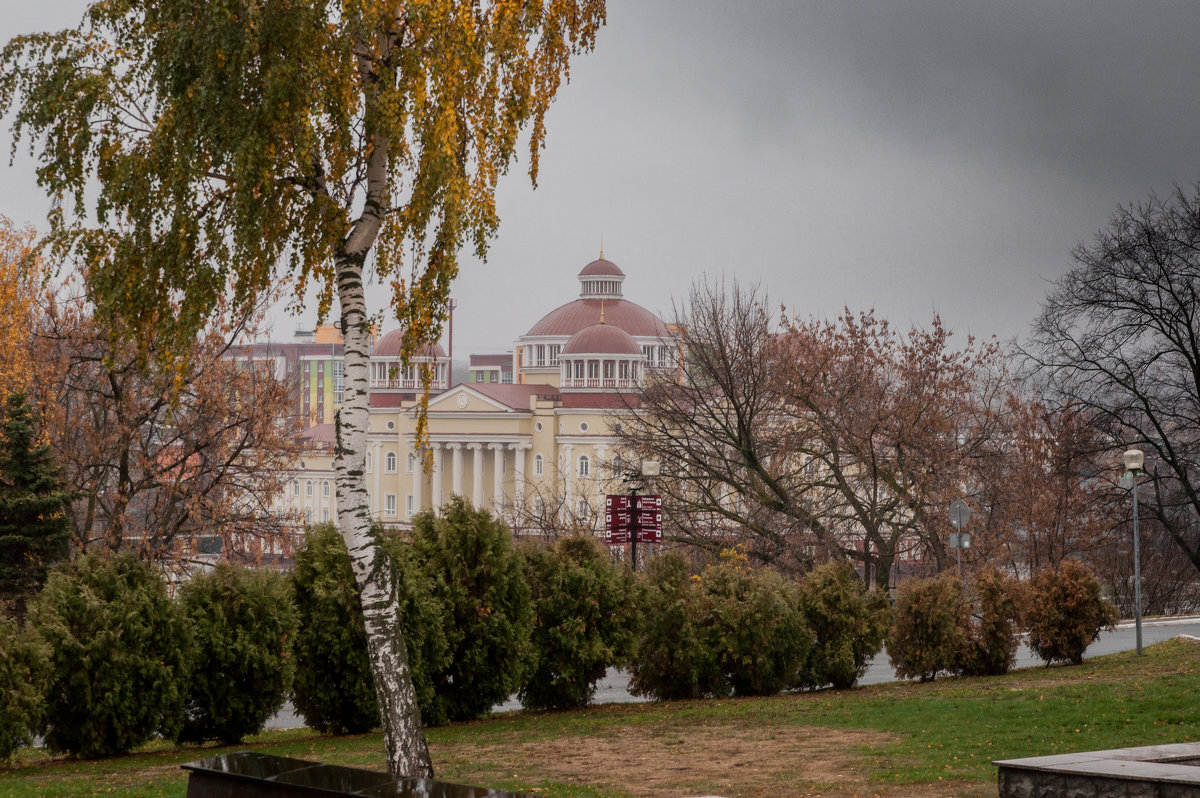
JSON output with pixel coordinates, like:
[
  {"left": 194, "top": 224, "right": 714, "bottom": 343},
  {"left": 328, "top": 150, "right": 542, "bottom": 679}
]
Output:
[{"left": 281, "top": 256, "right": 677, "bottom": 536}]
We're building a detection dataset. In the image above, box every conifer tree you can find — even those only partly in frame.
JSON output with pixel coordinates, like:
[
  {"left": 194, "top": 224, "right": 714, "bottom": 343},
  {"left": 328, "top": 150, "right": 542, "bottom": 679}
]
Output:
[{"left": 0, "top": 393, "right": 72, "bottom": 622}]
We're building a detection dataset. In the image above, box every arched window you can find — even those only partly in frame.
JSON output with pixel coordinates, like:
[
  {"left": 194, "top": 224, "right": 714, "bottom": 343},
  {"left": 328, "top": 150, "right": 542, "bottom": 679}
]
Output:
[
  {"left": 322, "top": 480, "right": 330, "bottom": 497},
  {"left": 305, "top": 480, "right": 313, "bottom": 497},
  {"left": 385, "top": 452, "right": 397, "bottom": 473},
  {"left": 534, "top": 454, "right": 544, "bottom": 477},
  {"left": 577, "top": 455, "right": 590, "bottom": 479},
  {"left": 576, "top": 498, "right": 589, "bottom": 518},
  {"left": 610, "top": 454, "right": 623, "bottom": 479},
  {"left": 292, "top": 480, "right": 300, "bottom": 496},
  {"left": 406, "top": 453, "right": 415, "bottom": 473}
]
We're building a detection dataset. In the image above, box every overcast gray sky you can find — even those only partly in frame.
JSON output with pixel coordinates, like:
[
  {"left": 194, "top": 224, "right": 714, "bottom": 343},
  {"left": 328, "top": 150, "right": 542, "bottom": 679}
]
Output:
[{"left": 4, "top": 1, "right": 1200, "bottom": 355}]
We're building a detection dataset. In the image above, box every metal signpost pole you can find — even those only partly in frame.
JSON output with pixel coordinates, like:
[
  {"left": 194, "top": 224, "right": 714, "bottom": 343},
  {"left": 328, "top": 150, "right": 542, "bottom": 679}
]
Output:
[
  {"left": 1132, "top": 472, "right": 1143, "bottom": 655},
  {"left": 630, "top": 482, "right": 639, "bottom": 572},
  {"left": 955, "top": 505, "right": 963, "bottom": 577}
]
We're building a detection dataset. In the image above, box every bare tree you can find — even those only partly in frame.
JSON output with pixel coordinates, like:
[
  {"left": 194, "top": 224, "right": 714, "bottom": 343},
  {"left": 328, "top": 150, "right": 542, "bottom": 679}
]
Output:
[
  {"left": 615, "top": 281, "right": 830, "bottom": 573},
  {"left": 1029, "top": 182, "right": 1200, "bottom": 577},
  {"left": 32, "top": 289, "right": 301, "bottom": 571},
  {"left": 617, "top": 280, "right": 1010, "bottom": 589}
]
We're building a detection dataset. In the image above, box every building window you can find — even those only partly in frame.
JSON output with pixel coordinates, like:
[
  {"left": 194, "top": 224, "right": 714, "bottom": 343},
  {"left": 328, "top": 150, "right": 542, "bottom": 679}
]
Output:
[
  {"left": 501, "top": 371, "right": 513, "bottom": 384},
  {"left": 532, "top": 495, "right": 544, "bottom": 515},
  {"left": 406, "top": 453, "right": 415, "bottom": 473},
  {"left": 475, "top": 371, "right": 484, "bottom": 382},
  {"left": 321, "top": 508, "right": 329, "bottom": 522},
  {"left": 305, "top": 509, "right": 313, "bottom": 523},
  {"left": 292, "top": 480, "right": 300, "bottom": 496},
  {"left": 385, "top": 494, "right": 397, "bottom": 517},
  {"left": 577, "top": 455, "right": 590, "bottom": 479},
  {"left": 406, "top": 494, "right": 414, "bottom": 517},
  {"left": 574, "top": 361, "right": 584, "bottom": 379},
  {"left": 322, "top": 480, "right": 330, "bottom": 497},
  {"left": 611, "top": 454, "right": 623, "bottom": 479},
  {"left": 385, "top": 452, "right": 397, "bottom": 473},
  {"left": 366, "top": 451, "right": 373, "bottom": 473},
  {"left": 549, "top": 345, "right": 561, "bottom": 365},
  {"left": 576, "top": 498, "right": 588, "bottom": 518},
  {"left": 306, "top": 480, "right": 313, "bottom": 497},
  {"left": 333, "top": 360, "right": 345, "bottom": 404},
  {"left": 534, "top": 454, "right": 544, "bottom": 477},
  {"left": 587, "top": 361, "right": 599, "bottom": 379}
]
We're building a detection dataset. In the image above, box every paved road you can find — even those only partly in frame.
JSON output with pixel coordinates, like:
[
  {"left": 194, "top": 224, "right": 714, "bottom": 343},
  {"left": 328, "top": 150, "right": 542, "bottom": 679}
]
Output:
[{"left": 267, "top": 616, "right": 1200, "bottom": 729}]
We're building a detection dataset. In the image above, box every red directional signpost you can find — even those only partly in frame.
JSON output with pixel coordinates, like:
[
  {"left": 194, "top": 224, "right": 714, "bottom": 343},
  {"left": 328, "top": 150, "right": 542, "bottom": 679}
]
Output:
[{"left": 606, "top": 493, "right": 662, "bottom": 567}]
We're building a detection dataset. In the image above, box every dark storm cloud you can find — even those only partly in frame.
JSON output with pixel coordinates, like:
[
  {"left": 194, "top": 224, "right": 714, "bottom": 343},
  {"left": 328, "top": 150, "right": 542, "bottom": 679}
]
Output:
[{"left": 5, "top": 2, "right": 1200, "bottom": 348}]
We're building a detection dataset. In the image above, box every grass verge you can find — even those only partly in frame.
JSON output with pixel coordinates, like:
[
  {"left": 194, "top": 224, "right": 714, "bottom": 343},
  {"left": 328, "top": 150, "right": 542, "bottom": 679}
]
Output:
[{"left": 2, "top": 638, "right": 1197, "bottom": 797}]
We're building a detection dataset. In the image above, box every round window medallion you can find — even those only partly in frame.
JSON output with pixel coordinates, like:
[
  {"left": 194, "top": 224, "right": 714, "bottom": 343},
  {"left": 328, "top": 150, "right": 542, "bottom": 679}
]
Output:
[
  {"left": 579, "top": 422, "right": 589, "bottom": 432},
  {"left": 535, "top": 422, "right": 543, "bottom": 432},
  {"left": 386, "top": 421, "right": 395, "bottom": 430},
  {"left": 456, "top": 394, "right": 468, "bottom": 408}
]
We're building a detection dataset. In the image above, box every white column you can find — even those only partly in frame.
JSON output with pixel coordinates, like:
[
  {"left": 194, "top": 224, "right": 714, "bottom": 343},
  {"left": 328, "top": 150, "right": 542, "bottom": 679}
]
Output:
[
  {"left": 594, "top": 444, "right": 609, "bottom": 512},
  {"left": 430, "top": 443, "right": 443, "bottom": 513},
  {"left": 469, "top": 443, "right": 484, "bottom": 508},
  {"left": 510, "top": 443, "right": 530, "bottom": 521},
  {"left": 561, "top": 443, "right": 575, "bottom": 517},
  {"left": 449, "top": 443, "right": 464, "bottom": 496},
  {"left": 411, "top": 443, "right": 423, "bottom": 516},
  {"left": 372, "top": 441, "right": 382, "bottom": 515},
  {"left": 490, "top": 443, "right": 505, "bottom": 516}
]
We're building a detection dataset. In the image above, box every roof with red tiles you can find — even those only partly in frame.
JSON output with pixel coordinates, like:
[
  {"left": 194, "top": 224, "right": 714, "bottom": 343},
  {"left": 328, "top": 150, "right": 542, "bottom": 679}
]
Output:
[
  {"left": 578, "top": 257, "right": 625, "bottom": 277},
  {"left": 562, "top": 323, "right": 642, "bottom": 356},
  {"left": 526, "top": 298, "right": 670, "bottom": 338},
  {"left": 373, "top": 329, "right": 446, "bottom": 359}
]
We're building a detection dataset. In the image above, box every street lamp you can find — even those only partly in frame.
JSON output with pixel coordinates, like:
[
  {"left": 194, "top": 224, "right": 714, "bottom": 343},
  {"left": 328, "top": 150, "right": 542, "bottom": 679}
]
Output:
[
  {"left": 1122, "top": 448, "right": 1145, "bottom": 655},
  {"left": 624, "top": 460, "right": 660, "bottom": 571}
]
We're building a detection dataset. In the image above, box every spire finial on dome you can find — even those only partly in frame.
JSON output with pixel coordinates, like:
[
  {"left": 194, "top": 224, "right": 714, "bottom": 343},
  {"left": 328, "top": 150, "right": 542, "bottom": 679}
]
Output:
[
  {"left": 600, "top": 298, "right": 606, "bottom": 324},
  {"left": 599, "top": 234, "right": 604, "bottom": 259}
]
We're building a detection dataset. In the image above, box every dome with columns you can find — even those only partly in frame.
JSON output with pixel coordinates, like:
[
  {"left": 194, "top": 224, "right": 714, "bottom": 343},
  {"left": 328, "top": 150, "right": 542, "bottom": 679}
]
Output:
[{"left": 523, "top": 257, "right": 670, "bottom": 339}]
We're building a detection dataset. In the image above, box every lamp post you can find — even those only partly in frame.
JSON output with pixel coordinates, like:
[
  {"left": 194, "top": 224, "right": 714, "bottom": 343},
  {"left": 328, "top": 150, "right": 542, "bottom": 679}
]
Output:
[
  {"left": 1122, "top": 449, "right": 1145, "bottom": 655},
  {"left": 624, "top": 460, "right": 659, "bottom": 571}
]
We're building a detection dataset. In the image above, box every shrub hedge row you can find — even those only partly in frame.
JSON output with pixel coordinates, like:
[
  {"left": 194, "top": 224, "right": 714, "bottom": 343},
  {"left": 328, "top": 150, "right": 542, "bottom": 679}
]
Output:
[{"left": 0, "top": 506, "right": 1120, "bottom": 762}]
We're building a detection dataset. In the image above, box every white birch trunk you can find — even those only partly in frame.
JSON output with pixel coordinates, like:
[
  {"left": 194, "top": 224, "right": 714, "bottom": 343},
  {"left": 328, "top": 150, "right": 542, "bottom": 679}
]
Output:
[
  {"left": 334, "top": 262, "right": 434, "bottom": 779},
  {"left": 331, "top": 114, "right": 433, "bottom": 777}
]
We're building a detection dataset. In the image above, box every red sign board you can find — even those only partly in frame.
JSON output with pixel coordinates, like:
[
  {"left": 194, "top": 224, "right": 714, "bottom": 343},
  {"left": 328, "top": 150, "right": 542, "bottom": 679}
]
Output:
[{"left": 605, "top": 495, "right": 663, "bottom": 544}]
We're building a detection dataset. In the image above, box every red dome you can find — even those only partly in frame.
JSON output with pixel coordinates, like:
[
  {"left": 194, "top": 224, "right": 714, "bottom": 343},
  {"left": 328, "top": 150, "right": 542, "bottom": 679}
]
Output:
[
  {"left": 579, "top": 258, "right": 625, "bottom": 277},
  {"left": 373, "top": 329, "right": 446, "bottom": 359},
  {"left": 525, "top": 298, "right": 670, "bottom": 338},
  {"left": 562, "top": 323, "right": 641, "bottom": 356}
]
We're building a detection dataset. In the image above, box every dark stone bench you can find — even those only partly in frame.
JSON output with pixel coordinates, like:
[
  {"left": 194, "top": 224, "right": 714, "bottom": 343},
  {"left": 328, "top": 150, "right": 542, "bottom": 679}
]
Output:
[
  {"left": 995, "top": 742, "right": 1200, "bottom": 797},
  {"left": 182, "top": 751, "right": 531, "bottom": 798}
]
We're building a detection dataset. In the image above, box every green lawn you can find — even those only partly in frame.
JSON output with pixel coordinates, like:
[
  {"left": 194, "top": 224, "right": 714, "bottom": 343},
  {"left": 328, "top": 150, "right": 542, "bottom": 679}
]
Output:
[{"left": 3, "top": 639, "right": 1198, "bottom": 797}]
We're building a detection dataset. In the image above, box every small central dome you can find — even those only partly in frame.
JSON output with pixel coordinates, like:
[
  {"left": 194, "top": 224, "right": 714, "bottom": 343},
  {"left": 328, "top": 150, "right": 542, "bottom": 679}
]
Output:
[
  {"left": 373, "top": 330, "right": 445, "bottom": 359},
  {"left": 562, "top": 323, "right": 641, "bottom": 356},
  {"left": 579, "top": 258, "right": 625, "bottom": 277}
]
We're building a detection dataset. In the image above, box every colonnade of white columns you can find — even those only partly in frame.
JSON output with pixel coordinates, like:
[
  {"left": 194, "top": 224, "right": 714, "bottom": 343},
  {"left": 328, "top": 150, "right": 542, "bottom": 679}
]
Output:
[{"left": 406, "top": 440, "right": 533, "bottom": 519}]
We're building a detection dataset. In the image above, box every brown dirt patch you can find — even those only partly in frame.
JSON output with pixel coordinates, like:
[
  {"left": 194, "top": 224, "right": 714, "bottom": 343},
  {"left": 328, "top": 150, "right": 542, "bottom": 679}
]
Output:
[{"left": 437, "top": 723, "right": 991, "bottom": 798}]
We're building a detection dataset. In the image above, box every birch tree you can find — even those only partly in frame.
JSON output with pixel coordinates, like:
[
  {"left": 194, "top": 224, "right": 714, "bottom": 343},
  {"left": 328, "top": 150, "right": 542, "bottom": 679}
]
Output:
[{"left": 1, "top": 0, "right": 605, "bottom": 778}]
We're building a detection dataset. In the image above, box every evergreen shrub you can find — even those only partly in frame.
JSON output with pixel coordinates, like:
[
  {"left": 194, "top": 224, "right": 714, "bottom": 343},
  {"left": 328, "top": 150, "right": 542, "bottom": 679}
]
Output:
[
  {"left": 31, "top": 554, "right": 191, "bottom": 757},
  {"left": 291, "top": 524, "right": 449, "bottom": 732},
  {"left": 176, "top": 562, "right": 297, "bottom": 744},
  {"left": 699, "top": 549, "right": 811, "bottom": 697},
  {"left": 888, "top": 573, "right": 969, "bottom": 682},
  {"left": 630, "top": 549, "right": 810, "bottom": 699},
  {"left": 795, "top": 561, "right": 890, "bottom": 689},
  {"left": 959, "top": 568, "right": 1022, "bottom": 676},
  {"left": 0, "top": 616, "right": 47, "bottom": 761},
  {"left": 412, "top": 497, "right": 532, "bottom": 723},
  {"left": 1026, "top": 559, "right": 1118, "bottom": 665},
  {"left": 628, "top": 551, "right": 718, "bottom": 701},
  {"left": 519, "top": 536, "right": 638, "bottom": 711}
]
